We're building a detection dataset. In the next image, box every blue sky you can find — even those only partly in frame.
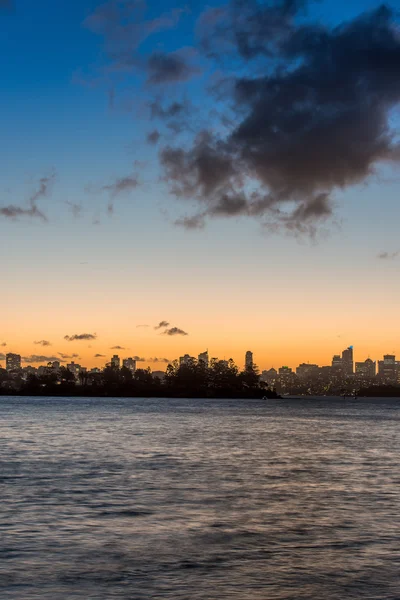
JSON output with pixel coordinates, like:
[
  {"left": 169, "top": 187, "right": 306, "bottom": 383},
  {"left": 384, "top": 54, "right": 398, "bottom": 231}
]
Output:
[{"left": 1, "top": 0, "right": 400, "bottom": 368}]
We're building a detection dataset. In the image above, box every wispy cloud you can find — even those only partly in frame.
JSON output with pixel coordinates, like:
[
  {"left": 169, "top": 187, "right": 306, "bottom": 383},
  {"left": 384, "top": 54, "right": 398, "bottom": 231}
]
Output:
[
  {"left": 110, "top": 345, "right": 125, "bottom": 350},
  {"left": 34, "top": 340, "right": 52, "bottom": 347},
  {"left": 136, "top": 324, "right": 150, "bottom": 328},
  {"left": 58, "top": 353, "right": 80, "bottom": 360},
  {"left": 22, "top": 355, "right": 64, "bottom": 364},
  {"left": 0, "top": 172, "right": 55, "bottom": 223},
  {"left": 148, "top": 357, "right": 171, "bottom": 363},
  {"left": 94, "top": 354, "right": 106, "bottom": 358},
  {"left": 377, "top": 250, "right": 400, "bottom": 260},
  {"left": 154, "top": 320, "right": 170, "bottom": 330},
  {"left": 101, "top": 175, "right": 139, "bottom": 196},
  {"left": 64, "top": 333, "right": 97, "bottom": 342},
  {"left": 1, "top": 342, "right": 6, "bottom": 347}
]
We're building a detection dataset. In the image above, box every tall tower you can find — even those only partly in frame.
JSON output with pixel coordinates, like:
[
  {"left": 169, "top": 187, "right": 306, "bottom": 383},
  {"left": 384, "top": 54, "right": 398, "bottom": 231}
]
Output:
[
  {"left": 6, "top": 353, "right": 21, "bottom": 371},
  {"left": 245, "top": 351, "right": 253, "bottom": 370},
  {"left": 198, "top": 351, "right": 209, "bottom": 368},
  {"left": 111, "top": 354, "right": 121, "bottom": 368},
  {"left": 342, "top": 346, "right": 354, "bottom": 375}
]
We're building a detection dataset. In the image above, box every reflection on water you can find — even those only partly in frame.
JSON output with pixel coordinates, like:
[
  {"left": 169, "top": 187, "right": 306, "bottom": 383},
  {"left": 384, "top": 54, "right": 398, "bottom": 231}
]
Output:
[{"left": 0, "top": 396, "right": 399, "bottom": 599}]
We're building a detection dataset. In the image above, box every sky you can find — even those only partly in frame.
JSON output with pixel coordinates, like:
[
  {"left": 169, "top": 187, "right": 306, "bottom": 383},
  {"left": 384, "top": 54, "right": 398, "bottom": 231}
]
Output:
[{"left": 1, "top": 0, "right": 400, "bottom": 371}]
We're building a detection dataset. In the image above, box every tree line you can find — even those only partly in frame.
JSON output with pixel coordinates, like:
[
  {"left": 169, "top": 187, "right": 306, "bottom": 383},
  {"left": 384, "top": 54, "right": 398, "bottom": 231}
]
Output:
[{"left": 0, "top": 358, "right": 280, "bottom": 399}]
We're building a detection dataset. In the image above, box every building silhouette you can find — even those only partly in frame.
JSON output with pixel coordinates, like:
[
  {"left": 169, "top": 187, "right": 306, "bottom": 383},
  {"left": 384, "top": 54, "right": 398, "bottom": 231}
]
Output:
[
  {"left": 355, "top": 358, "right": 376, "bottom": 379},
  {"left": 332, "top": 354, "right": 342, "bottom": 370},
  {"left": 179, "top": 354, "right": 193, "bottom": 366},
  {"left": 123, "top": 358, "right": 136, "bottom": 372},
  {"left": 111, "top": 355, "right": 120, "bottom": 368},
  {"left": 245, "top": 351, "right": 253, "bottom": 369},
  {"left": 198, "top": 351, "right": 209, "bottom": 368},
  {"left": 6, "top": 353, "right": 21, "bottom": 371},
  {"left": 378, "top": 354, "right": 398, "bottom": 382},
  {"left": 342, "top": 346, "right": 354, "bottom": 375}
]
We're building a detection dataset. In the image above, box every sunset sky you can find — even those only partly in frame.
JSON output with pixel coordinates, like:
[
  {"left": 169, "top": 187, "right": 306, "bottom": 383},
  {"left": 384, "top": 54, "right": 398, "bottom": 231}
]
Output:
[{"left": 2, "top": 0, "right": 400, "bottom": 370}]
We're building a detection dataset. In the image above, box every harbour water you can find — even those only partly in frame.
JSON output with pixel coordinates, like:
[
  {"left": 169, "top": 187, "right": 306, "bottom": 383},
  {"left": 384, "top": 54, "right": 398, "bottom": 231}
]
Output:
[{"left": 0, "top": 396, "right": 399, "bottom": 599}]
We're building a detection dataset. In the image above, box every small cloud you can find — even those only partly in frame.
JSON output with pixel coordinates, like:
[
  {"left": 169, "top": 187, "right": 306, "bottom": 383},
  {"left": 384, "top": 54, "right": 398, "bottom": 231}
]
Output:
[
  {"left": 154, "top": 321, "right": 170, "bottom": 330},
  {"left": 1, "top": 342, "right": 6, "bottom": 347},
  {"left": 148, "top": 357, "right": 171, "bottom": 363},
  {"left": 175, "top": 213, "right": 206, "bottom": 230},
  {"left": 64, "top": 333, "right": 97, "bottom": 342},
  {"left": 110, "top": 345, "right": 125, "bottom": 350},
  {"left": 163, "top": 327, "right": 188, "bottom": 336},
  {"left": 136, "top": 324, "right": 150, "bottom": 328},
  {"left": 34, "top": 340, "right": 52, "bottom": 347},
  {"left": 146, "top": 50, "right": 200, "bottom": 85},
  {"left": 147, "top": 130, "right": 161, "bottom": 145},
  {"left": 133, "top": 356, "right": 146, "bottom": 362},
  {"left": 101, "top": 175, "right": 139, "bottom": 196},
  {"left": 94, "top": 354, "right": 106, "bottom": 358},
  {"left": 58, "top": 353, "right": 80, "bottom": 360},
  {"left": 377, "top": 250, "right": 399, "bottom": 260}
]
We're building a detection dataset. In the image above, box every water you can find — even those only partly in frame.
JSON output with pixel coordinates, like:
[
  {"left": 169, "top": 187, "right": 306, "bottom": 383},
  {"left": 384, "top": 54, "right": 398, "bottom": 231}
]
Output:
[{"left": 1, "top": 396, "right": 399, "bottom": 599}]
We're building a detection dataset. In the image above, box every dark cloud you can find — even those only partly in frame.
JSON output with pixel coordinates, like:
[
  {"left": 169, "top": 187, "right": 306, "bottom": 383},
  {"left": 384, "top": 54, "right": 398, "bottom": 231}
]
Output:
[
  {"left": 147, "top": 130, "right": 161, "bottom": 145},
  {"left": 154, "top": 321, "right": 170, "bottom": 330},
  {"left": 377, "top": 250, "right": 400, "bottom": 260},
  {"left": 149, "top": 100, "right": 187, "bottom": 120},
  {"left": 94, "top": 354, "right": 106, "bottom": 358},
  {"left": 58, "top": 353, "right": 80, "bottom": 360},
  {"left": 163, "top": 327, "right": 188, "bottom": 336},
  {"left": 0, "top": 172, "right": 55, "bottom": 222},
  {"left": 64, "top": 333, "right": 97, "bottom": 342},
  {"left": 160, "top": 2, "right": 400, "bottom": 234},
  {"left": 133, "top": 355, "right": 145, "bottom": 362},
  {"left": 34, "top": 340, "right": 52, "bottom": 347},
  {"left": 110, "top": 345, "right": 125, "bottom": 350},
  {"left": 22, "top": 355, "right": 64, "bottom": 364},
  {"left": 146, "top": 50, "right": 200, "bottom": 84}
]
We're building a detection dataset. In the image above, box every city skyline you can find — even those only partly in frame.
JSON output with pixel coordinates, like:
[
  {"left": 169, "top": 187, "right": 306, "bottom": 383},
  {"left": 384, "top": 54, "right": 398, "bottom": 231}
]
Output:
[
  {"left": 2, "top": 0, "right": 400, "bottom": 370},
  {"left": 1, "top": 343, "right": 398, "bottom": 374}
]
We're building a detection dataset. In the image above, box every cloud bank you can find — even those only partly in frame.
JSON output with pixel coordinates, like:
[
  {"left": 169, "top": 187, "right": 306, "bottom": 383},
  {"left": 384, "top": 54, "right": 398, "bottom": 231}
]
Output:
[{"left": 85, "top": 0, "right": 400, "bottom": 236}]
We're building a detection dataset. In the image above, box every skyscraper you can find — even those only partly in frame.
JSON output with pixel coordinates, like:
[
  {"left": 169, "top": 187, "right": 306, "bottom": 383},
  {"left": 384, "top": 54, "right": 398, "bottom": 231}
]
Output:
[
  {"left": 6, "top": 353, "right": 21, "bottom": 371},
  {"left": 245, "top": 351, "right": 253, "bottom": 370},
  {"left": 378, "top": 354, "right": 397, "bottom": 382},
  {"left": 342, "top": 346, "right": 354, "bottom": 375},
  {"left": 355, "top": 358, "right": 376, "bottom": 379},
  {"left": 198, "top": 351, "right": 209, "bottom": 368},
  {"left": 123, "top": 358, "right": 136, "bottom": 372},
  {"left": 111, "top": 355, "right": 120, "bottom": 368}
]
